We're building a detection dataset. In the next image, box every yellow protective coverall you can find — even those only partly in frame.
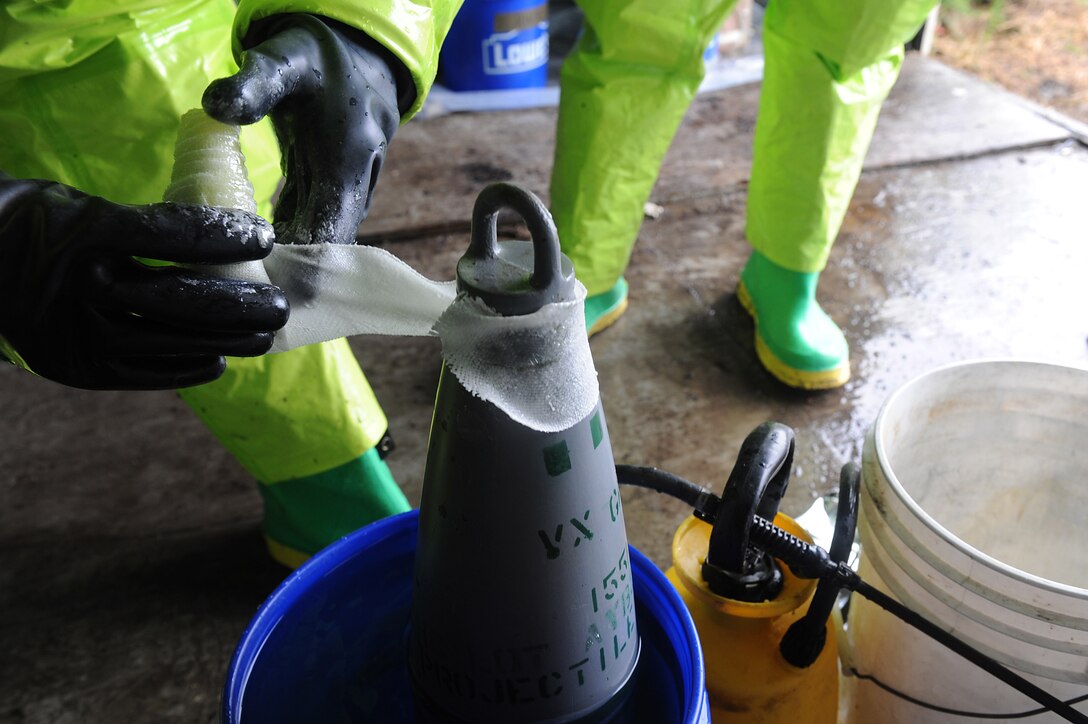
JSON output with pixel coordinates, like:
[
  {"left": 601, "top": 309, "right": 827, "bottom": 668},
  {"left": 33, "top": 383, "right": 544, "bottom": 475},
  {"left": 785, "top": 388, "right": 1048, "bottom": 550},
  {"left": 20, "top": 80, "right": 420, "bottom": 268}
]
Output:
[
  {"left": 552, "top": 0, "right": 938, "bottom": 388},
  {"left": 0, "top": 0, "right": 460, "bottom": 567},
  {"left": 553, "top": 0, "right": 940, "bottom": 289}
]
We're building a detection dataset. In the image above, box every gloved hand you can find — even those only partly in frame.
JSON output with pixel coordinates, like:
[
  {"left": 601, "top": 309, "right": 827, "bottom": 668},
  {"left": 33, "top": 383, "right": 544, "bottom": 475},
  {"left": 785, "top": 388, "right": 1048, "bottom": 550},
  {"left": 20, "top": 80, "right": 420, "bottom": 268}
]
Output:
[
  {"left": 203, "top": 14, "right": 407, "bottom": 246},
  {"left": 0, "top": 176, "right": 290, "bottom": 390}
]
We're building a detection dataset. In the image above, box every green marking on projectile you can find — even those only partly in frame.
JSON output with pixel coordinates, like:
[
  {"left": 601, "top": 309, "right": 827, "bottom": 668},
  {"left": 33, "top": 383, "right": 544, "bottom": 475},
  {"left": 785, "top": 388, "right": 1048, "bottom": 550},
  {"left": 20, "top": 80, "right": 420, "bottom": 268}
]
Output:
[
  {"left": 590, "top": 412, "right": 603, "bottom": 449},
  {"left": 543, "top": 440, "right": 572, "bottom": 476}
]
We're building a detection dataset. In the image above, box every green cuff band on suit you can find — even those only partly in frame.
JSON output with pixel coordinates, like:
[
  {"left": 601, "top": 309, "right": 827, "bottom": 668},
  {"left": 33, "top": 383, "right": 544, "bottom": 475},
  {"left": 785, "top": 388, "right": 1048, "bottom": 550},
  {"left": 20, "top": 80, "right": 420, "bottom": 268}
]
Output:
[{"left": 259, "top": 446, "right": 411, "bottom": 560}]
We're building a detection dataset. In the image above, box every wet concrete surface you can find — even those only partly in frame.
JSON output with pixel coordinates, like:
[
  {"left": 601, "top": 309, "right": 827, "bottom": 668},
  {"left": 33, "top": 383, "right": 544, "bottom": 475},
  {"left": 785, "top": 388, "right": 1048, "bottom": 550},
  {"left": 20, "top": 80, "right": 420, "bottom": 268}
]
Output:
[{"left": 2, "top": 56, "right": 1087, "bottom": 722}]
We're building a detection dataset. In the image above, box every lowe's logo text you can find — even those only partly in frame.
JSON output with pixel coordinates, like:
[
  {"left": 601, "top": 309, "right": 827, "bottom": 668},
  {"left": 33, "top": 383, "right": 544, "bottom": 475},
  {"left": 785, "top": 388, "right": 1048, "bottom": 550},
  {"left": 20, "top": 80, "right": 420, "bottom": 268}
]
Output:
[{"left": 482, "top": 24, "right": 549, "bottom": 75}]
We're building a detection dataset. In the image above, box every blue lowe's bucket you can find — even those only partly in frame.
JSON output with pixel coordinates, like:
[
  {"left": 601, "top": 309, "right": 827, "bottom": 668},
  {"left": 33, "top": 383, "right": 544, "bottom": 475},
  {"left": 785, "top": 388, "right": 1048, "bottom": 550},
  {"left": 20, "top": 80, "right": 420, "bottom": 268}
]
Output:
[
  {"left": 223, "top": 510, "right": 709, "bottom": 724},
  {"left": 440, "top": 0, "right": 550, "bottom": 91}
]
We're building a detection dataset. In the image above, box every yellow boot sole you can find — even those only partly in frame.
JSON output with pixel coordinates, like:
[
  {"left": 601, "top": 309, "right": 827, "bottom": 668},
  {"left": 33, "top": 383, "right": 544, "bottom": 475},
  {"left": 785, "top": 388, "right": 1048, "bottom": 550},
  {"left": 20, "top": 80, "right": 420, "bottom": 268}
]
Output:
[
  {"left": 736, "top": 281, "right": 850, "bottom": 391},
  {"left": 265, "top": 536, "right": 312, "bottom": 570},
  {"left": 588, "top": 296, "right": 629, "bottom": 337}
]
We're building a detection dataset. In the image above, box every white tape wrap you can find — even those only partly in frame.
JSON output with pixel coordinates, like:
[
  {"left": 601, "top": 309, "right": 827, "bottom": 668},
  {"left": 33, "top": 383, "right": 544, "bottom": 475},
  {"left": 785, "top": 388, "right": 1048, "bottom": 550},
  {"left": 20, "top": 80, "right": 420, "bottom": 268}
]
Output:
[
  {"left": 258, "top": 244, "right": 598, "bottom": 433},
  {"left": 264, "top": 244, "right": 458, "bottom": 349},
  {"left": 434, "top": 285, "right": 597, "bottom": 433},
  {"left": 164, "top": 110, "right": 273, "bottom": 285}
]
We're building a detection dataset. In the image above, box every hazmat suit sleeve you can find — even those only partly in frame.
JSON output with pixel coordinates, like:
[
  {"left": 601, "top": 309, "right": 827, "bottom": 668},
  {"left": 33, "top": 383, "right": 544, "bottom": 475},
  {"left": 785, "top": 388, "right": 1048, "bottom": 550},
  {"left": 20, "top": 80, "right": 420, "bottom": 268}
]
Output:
[{"left": 231, "top": 0, "right": 464, "bottom": 121}]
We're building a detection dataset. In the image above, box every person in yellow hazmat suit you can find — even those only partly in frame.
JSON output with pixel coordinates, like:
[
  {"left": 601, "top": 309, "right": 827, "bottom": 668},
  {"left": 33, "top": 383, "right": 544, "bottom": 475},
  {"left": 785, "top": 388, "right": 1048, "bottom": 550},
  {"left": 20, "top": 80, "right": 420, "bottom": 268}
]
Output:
[
  {"left": 560, "top": 0, "right": 940, "bottom": 390},
  {"left": 0, "top": 0, "right": 460, "bottom": 568}
]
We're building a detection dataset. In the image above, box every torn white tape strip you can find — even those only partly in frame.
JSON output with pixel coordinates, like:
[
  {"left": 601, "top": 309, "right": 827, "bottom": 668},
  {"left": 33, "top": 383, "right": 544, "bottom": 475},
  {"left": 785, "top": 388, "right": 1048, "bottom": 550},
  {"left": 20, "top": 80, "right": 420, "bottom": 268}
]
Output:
[{"left": 263, "top": 244, "right": 458, "bottom": 352}]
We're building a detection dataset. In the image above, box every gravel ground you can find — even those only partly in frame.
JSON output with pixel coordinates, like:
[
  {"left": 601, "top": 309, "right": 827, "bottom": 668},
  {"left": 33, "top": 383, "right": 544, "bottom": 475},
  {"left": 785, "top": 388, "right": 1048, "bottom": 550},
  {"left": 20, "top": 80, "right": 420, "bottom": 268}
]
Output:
[{"left": 932, "top": 0, "right": 1088, "bottom": 124}]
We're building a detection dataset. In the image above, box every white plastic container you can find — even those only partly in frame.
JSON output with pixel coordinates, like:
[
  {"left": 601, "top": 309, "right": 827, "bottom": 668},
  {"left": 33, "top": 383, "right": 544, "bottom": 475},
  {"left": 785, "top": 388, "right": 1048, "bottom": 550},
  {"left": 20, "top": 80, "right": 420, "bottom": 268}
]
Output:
[{"left": 841, "top": 360, "right": 1088, "bottom": 723}]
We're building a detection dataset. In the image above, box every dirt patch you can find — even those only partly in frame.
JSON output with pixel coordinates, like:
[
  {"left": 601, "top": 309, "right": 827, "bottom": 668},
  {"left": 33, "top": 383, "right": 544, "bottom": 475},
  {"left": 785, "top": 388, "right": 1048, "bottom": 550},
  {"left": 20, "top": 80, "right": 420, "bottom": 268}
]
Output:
[{"left": 932, "top": 0, "right": 1088, "bottom": 124}]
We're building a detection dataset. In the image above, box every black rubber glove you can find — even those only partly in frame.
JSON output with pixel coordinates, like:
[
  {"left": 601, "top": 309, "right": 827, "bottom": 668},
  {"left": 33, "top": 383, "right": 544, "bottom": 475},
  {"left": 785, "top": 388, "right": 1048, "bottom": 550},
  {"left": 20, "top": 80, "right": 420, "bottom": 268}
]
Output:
[
  {"left": 0, "top": 177, "right": 290, "bottom": 391},
  {"left": 203, "top": 14, "right": 408, "bottom": 246}
]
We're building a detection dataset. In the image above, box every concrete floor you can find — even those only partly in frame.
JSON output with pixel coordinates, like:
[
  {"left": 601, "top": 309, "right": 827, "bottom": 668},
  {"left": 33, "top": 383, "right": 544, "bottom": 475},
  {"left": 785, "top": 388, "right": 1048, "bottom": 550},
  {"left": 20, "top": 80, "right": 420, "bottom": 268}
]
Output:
[{"left": 2, "top": 56, "right": 1086, "bottom": 722}]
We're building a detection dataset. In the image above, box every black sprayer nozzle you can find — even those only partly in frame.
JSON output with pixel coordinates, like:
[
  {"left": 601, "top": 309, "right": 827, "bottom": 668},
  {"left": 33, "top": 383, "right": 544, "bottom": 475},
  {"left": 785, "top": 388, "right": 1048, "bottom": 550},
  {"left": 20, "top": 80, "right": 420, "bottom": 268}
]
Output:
[
  {"left": 702, "top": 422, "right": 795, "bottom": 602},
  {"left": 776, "top": 463, "right": 860, "bottom": 668}
]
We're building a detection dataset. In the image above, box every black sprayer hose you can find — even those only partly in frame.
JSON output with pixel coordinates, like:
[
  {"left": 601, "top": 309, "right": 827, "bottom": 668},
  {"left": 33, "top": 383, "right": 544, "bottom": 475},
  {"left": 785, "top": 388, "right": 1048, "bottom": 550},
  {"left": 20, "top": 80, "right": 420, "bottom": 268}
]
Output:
[
  {"left": 615, "top": 464, "right": 1088, "bottom": 724},
  {"left": 852, "top": 579, "right": 1088, "bottom": 724},
  {"left": 615, "top": 465, "right": 721, "bottom": 522},
  {"left": 746, "top": 516, "right": 1088, "bottom": 724}
]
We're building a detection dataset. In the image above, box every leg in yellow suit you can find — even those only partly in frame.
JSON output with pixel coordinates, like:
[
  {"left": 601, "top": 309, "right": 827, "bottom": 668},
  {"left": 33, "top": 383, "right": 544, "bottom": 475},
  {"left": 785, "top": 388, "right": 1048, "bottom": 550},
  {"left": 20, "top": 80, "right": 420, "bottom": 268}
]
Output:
[{"left": 552, "top": 0, "right": 939, "bottom": 388}]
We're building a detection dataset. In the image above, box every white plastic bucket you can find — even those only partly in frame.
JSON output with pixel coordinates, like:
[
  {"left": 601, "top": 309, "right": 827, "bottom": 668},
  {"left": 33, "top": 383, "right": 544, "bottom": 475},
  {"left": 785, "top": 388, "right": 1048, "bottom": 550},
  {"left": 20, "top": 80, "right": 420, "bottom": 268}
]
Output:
[{"left": 841, "top": 360, "right": 1088, "bottom": 723}]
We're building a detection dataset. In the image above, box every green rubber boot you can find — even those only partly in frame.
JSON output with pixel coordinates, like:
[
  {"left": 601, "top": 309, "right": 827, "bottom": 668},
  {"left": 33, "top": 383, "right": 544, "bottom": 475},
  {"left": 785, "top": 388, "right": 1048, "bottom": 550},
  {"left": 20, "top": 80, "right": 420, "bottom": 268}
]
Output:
[
  {"left": 585, "top": 277, "right": 629, "bottom": 337},
  {"left": 736, "top": 252, "right": 850, "bottom": 390},
  {"left": 258, "top": 445, "right": 411, "bottom": 569}
]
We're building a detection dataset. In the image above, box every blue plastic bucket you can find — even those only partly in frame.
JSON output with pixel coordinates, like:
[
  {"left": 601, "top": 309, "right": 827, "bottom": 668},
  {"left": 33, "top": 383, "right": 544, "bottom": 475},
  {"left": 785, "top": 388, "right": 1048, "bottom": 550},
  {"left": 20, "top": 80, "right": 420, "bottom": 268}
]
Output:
[
  {"left": 440, "top": 0, "right": 550, "bottom": 91},
  {"left": 223, "top": 510, "right": 709, "bottom": 723}
]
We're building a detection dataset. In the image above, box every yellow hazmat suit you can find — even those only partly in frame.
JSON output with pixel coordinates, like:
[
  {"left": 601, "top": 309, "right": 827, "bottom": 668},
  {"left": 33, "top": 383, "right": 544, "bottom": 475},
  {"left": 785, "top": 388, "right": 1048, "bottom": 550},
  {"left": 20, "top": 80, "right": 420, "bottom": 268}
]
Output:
[
  {"left": 0, "top": 0, "right": 460, "bottom": 567},
  {"left": 555, "top": 0, "right": 938, "bottom": 388}
]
